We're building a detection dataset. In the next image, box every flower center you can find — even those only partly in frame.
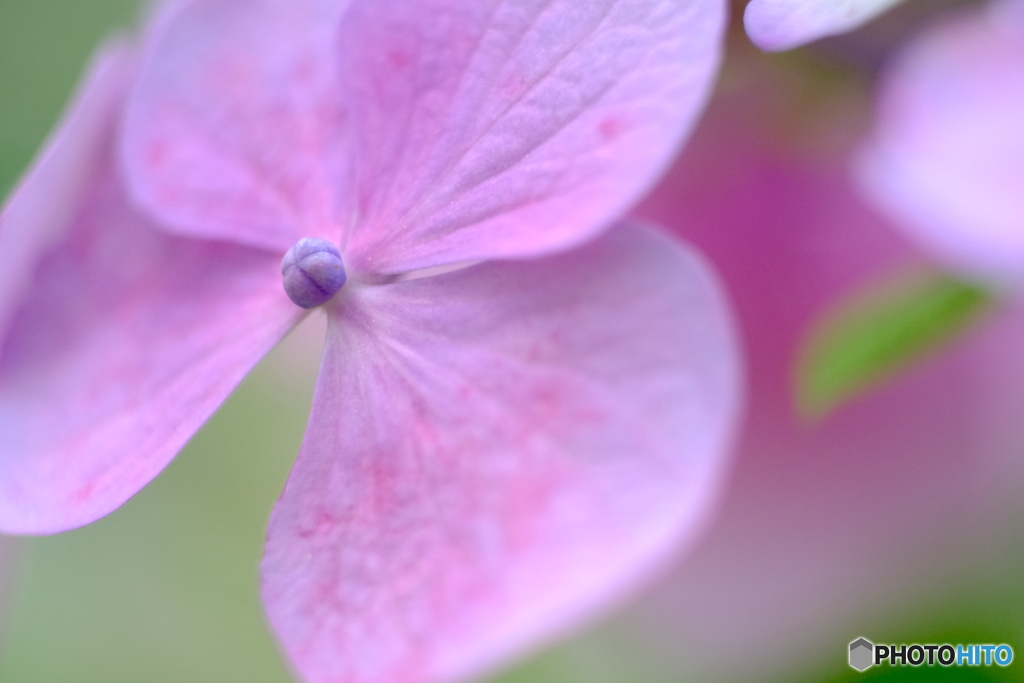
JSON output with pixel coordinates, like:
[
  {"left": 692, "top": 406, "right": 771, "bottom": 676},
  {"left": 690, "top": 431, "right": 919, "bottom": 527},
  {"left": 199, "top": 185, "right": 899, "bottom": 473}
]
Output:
[{"left": 281, "top": 238, "right": 347, "bottom": 309}]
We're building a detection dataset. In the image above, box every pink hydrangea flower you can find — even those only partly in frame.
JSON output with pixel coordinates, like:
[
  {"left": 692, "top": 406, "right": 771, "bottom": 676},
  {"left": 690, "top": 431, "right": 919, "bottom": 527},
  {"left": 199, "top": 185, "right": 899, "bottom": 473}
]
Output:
[
  {"left": 631, "top": 47, "right": 1024, "bottom": 679},
  {"left": 856, "top": 0, "right": 1024, "bottom": 286},
  {"left": 0, "top": 1, "right": 740, "bottom": 682},
  {"left": 744, "top": 0, "right": 906, "bottom": 51}
]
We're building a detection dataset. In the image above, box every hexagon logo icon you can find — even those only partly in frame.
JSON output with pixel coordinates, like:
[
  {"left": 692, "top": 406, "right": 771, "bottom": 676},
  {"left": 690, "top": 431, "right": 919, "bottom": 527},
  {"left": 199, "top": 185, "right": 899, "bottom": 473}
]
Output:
[{"left": 849, "top": 638, "right": 874, "bottom": 671}]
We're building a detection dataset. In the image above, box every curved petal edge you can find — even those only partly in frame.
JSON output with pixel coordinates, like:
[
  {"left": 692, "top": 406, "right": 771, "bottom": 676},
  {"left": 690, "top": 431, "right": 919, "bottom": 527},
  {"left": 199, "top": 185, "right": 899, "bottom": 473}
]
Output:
[
  {"left": 855, "top": 1, "right": 1024, "bottom": 285},
  {"left": 744, "top": 0, "right": 905, "bottom": 51}
]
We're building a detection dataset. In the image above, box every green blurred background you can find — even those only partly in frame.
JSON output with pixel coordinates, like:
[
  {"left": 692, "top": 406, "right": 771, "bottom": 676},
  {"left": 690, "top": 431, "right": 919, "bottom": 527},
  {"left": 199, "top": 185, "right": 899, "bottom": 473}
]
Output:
[{"left": 0, "top": 1, "right": 1021, "bottom": 681}]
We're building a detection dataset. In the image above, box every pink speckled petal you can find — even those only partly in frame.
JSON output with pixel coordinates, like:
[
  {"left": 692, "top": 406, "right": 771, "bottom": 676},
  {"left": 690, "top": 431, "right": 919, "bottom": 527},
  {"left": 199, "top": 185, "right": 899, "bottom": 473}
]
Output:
[
  {"left": 262, "top": 224, "right": 740, "bottom": 683},
  {"left": 340, "top": 0, "right": 725, "bottom": 274},
  {"left": 0, "top": 40, "right": 132, "bottom": 339},
  {"left": 856, "top": 1, "right": 1024, "bottom": 285},
  {"left": 744, "top": 0, "right": 904, "bottom": 51},
  {"left": 0, "top": 104, "right": 303, "bottom": 536},
  {"left": 122, "top": 0, "right": 350, "bottom": 251},
  {"left": 125, "top": 0, "right": 725, "bottom": 270}
]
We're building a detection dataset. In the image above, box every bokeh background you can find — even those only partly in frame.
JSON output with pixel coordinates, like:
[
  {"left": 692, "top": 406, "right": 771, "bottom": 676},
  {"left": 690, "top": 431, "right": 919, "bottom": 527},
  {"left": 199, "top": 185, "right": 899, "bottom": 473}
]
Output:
[{"left": 1, "top": 0, "right": 1023, "bottom": 681}]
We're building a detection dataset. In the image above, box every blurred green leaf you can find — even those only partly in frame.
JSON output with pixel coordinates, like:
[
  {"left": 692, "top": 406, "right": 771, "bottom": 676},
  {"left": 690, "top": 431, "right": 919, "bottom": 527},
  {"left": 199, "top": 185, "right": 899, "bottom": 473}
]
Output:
[
  {"left": 0, "top": 0, "right": 143, "bottom": 199},
  {"left": 796, "top": 270, "right": 994, "bottom": 418},
  {"left": 825, "top": 664, "right": 1008, "bottom": 681}
]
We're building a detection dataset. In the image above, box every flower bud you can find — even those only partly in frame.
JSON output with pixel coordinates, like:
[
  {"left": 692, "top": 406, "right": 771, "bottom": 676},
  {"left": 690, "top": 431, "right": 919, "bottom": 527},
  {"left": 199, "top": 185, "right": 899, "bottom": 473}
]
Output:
[{"left": 281, "top": 238, "right": 347, "bottom": 308}]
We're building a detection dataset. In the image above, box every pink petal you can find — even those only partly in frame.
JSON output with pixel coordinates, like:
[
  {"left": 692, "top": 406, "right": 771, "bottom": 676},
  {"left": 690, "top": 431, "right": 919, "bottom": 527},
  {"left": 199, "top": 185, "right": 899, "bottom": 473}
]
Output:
[
  {"left": 262, "top": 224, "right": 740, "bottom": 683},
  {"left": 122, "top": 0, "right": 351, "bottom": 251},
  {"left": 336, "top": 0, "right": 726, "bottom": 274},
  {"left": 0, "top": 92, "right": 304, "bottom": 536},
  {"left": 744, "top": 0, "right": 904, "bottom": 51},
  {"left": 125, "top": 0, "right": 726, "bottom": 273},
  {"left": 0, "top": 40, "right": 133, "bottom": 340},
  {"left": 856, "top": 1, "right": 1024, "bottom": 285}
]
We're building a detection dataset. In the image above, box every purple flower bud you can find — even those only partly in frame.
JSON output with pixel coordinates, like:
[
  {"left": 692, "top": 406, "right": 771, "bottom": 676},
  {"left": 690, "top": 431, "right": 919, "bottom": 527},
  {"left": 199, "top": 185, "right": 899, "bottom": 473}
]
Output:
[{"left": 281, "top": 238, "right": 347, "bottom": 309}]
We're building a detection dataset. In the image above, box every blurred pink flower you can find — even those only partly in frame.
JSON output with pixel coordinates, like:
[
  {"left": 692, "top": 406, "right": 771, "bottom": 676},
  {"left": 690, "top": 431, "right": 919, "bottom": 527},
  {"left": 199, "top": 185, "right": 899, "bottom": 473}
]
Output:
[
  {"left": 856, "top": 0, "right": 1024, "bottom": 286},
  {"left": 630, "top": 48, "right": 1024, "bottom": 680},
  {"left": 0, "top": 1, "right": 740, "bottom": 682},
  {"left": 744, "top": 0, "right": 906, "bottom": 51}
]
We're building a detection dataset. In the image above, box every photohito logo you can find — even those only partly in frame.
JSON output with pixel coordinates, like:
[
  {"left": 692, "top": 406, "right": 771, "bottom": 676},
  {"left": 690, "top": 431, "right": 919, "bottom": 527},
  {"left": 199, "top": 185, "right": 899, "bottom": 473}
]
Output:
[{"left": 848, "top": 638, "right": 1014, "bottom": 671}]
